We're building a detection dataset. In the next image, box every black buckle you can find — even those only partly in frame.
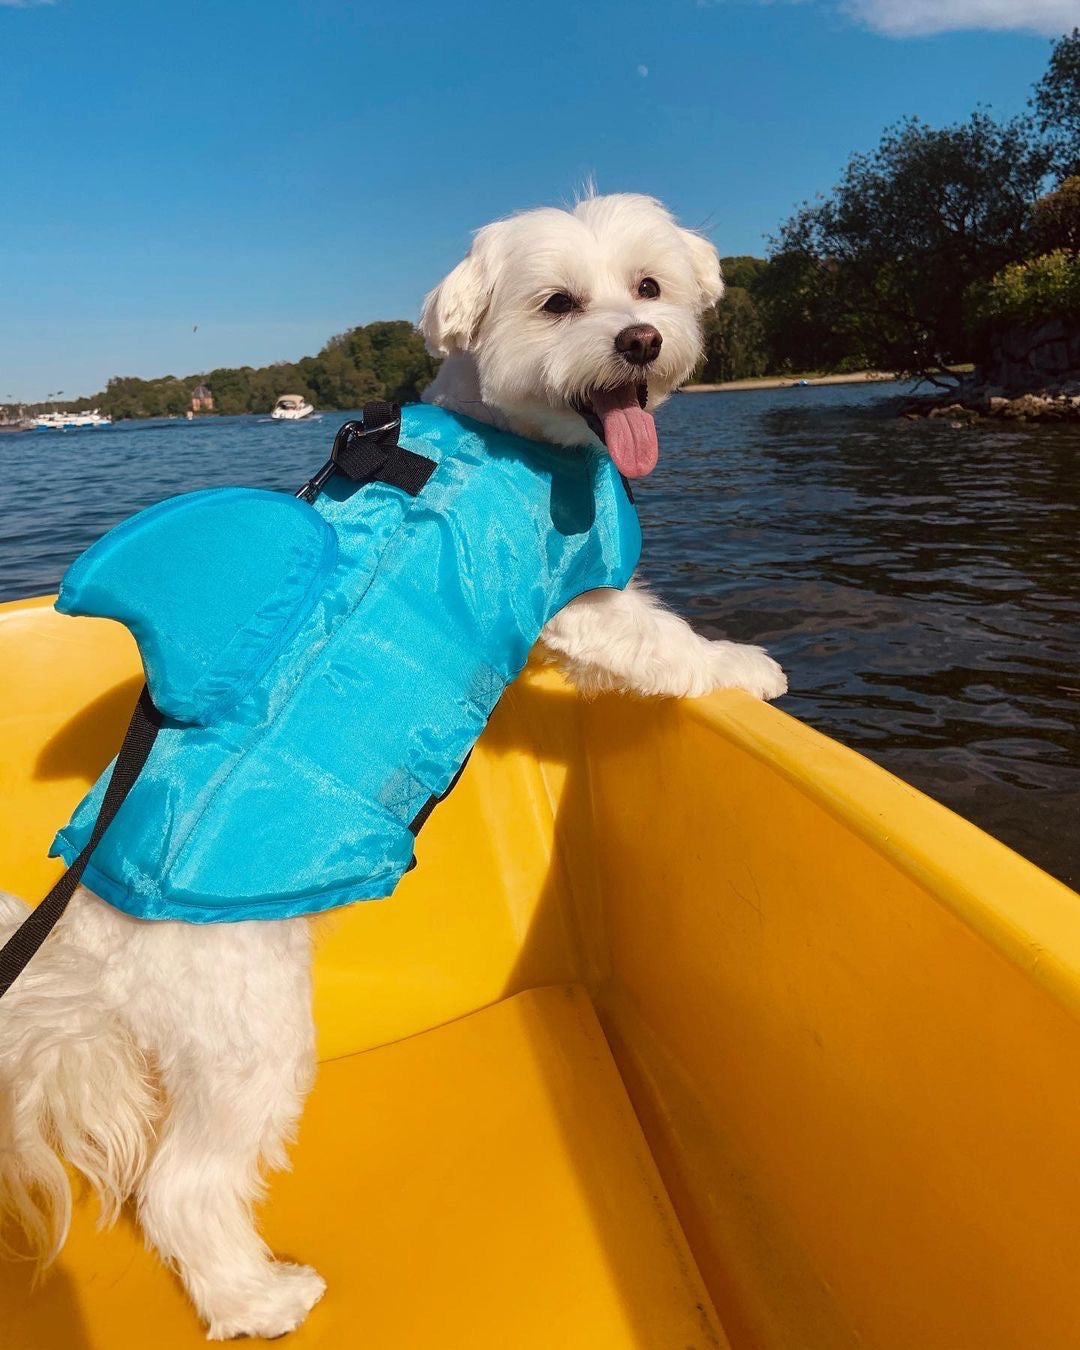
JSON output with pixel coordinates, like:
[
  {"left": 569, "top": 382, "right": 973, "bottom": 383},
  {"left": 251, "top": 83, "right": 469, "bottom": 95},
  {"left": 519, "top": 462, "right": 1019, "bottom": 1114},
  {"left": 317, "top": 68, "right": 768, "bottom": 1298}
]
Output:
[{"left": 295, "top": 403, "right": 403, "bottom": 503}]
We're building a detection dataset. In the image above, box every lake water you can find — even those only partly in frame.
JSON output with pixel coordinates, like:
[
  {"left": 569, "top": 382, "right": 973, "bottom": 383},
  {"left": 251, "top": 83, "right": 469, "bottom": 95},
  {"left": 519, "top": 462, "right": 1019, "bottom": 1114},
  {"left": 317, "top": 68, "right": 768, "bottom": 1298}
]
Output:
[{"left": 1, "top": 386, "right": 1077, "bottom": 888}]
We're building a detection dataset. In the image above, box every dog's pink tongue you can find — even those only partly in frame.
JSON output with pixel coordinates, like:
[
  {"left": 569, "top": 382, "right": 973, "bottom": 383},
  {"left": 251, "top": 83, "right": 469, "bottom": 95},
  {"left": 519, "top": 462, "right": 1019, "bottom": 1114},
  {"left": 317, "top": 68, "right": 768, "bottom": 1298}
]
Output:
[{"left": 590, "top": 385, "right": 658, "bottom": 478}]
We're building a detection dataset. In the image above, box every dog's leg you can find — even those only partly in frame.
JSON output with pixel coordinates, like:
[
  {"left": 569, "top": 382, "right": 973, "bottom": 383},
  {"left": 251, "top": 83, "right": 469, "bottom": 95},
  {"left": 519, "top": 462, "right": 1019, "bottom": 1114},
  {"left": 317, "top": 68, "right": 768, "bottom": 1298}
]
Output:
[
  {"left": 540, "top": 580, "right": 787, "bottom": 700},
  {"left": 0, "top": 890, "right": 157, "bottom": 1263},
  {"left": 132, "top": 914, "right": 324, "bottom": 1340}
]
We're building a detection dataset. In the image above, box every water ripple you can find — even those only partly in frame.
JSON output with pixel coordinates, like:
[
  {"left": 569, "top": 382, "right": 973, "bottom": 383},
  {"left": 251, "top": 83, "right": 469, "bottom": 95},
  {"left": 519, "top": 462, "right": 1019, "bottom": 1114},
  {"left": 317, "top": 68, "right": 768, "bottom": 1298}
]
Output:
[{"left": 0, "top": 390, "right": 1077, "bottom": 887}]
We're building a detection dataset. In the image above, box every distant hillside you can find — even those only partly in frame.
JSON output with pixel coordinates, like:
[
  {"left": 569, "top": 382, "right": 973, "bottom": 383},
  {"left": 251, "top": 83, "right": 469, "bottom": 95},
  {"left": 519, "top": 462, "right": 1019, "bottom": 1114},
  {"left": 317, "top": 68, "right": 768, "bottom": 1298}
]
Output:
[{"left": 11, "top": 321, "right": 441, "bottom": 421}]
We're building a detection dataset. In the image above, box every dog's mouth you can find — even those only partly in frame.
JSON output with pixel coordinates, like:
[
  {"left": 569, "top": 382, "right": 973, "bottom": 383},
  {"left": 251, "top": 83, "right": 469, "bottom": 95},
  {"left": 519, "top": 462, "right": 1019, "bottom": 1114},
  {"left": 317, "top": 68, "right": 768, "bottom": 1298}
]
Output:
[{"left": 571, "top": 381, "right": 658, "bottom": 479}]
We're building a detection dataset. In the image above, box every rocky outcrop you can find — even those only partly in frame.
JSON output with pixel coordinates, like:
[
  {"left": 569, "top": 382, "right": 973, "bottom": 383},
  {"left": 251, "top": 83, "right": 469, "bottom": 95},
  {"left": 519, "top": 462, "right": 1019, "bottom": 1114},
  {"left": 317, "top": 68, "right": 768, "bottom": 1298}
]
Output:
[
  {"left": 977, "top": 316, "right": 1080, "bottom": 392},
  {"left": 901, "top": 387, "right": 1080, "bottom": 424},
  {"left": 900, "top": 314, "right": 1080, "bottom": 423}
]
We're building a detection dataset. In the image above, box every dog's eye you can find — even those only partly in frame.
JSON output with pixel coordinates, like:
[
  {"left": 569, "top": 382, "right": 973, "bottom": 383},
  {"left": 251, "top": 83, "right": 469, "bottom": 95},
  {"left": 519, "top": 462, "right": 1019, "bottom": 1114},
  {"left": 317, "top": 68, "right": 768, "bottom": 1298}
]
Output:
[
  {"left": 637, "top": 277, "right": 661, "bottom": 299},
  {"left": 542, "top": 292, "right": 576, "bottom": 315}
]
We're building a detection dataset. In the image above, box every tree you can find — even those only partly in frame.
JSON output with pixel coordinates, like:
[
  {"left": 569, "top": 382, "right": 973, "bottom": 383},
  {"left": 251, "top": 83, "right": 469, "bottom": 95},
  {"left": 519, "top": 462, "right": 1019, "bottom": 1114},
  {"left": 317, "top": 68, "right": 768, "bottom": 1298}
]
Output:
[
  {"left": 751, "top": 249, "right": 864, "bottom": 373},
  {"left": 363, "top": 320, "right": 440, "bottom": 402},
  {"left": 95, "top": 320, "right": 440, "bottom": 420},
  {"left": 1030, "top": 176, "right": 1080, "bottom": 256},
  {"left": 719, "top": 255, "right": 768, "bottom": 291},
  {"left": 698, "top": 286, "right": 769, "bottom": 382},
  {"left": 767, "top": 113, "right": 1051, "bottom": 375},
  {"left": 966, "top": 176, "right": 1080, "bottom": 354},
  {"left": 1033, "top": 28, "right": 1080, "bottom": 182},
  {"left": 968, "top": 249, "right": 1080, "bottom": 330}
]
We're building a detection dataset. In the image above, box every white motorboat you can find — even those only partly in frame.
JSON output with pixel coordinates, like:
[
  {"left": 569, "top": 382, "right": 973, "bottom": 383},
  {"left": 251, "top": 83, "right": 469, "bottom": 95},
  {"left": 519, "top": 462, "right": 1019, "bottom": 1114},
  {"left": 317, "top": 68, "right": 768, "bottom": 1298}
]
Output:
[
  {"left": 271, "top": 394, "right": 314, "bottom": 421},
  {"left": 32, "top": 410, "right": 112, "bottom": 431}
]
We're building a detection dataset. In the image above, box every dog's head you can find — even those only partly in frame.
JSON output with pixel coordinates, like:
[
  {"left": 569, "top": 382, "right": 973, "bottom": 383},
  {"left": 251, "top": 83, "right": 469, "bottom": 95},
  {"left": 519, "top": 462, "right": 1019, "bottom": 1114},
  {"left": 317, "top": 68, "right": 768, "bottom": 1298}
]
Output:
[{"left": 419, "top": 193, "right": 723, "bottom": 476}]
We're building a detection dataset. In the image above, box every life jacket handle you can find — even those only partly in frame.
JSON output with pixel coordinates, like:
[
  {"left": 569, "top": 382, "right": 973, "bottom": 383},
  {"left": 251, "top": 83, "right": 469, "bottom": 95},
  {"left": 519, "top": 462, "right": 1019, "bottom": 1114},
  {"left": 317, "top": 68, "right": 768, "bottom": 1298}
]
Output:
[{"left": 296, "top": 403, "right": 435, "bottom": 504}]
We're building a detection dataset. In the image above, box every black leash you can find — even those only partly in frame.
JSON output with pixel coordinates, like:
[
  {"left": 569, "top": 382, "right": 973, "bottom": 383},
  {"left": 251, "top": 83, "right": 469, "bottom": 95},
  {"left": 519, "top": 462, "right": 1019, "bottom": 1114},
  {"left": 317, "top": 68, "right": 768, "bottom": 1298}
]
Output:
[
  {"left": 0, "top": 687, "right": 162, "bottom": 1000},
  {"left": 0, "top": 402, "right": 432, "bottom": 1003}
]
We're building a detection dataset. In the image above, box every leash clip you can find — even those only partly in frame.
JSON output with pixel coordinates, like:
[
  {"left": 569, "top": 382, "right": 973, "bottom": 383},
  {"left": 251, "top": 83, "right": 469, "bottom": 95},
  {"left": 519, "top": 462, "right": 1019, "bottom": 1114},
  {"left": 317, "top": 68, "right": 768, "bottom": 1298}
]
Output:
[{"left": 295, "top": 403, "right": 402, "bottom": 503}]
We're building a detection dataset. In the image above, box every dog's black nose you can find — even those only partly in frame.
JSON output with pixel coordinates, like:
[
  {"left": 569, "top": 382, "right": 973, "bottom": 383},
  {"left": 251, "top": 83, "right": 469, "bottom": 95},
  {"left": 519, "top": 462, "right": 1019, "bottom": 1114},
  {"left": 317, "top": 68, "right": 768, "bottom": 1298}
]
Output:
[{"left": 614, "top": 324, "right": 662, "bottom": 366}]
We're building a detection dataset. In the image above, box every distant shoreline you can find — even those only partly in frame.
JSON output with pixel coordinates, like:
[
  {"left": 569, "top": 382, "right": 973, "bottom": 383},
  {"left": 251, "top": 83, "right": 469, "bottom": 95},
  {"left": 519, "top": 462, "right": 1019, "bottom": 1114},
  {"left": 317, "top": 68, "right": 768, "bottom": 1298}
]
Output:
[{"left": 683, "top": 370, "right": 899, "bottom": 393}]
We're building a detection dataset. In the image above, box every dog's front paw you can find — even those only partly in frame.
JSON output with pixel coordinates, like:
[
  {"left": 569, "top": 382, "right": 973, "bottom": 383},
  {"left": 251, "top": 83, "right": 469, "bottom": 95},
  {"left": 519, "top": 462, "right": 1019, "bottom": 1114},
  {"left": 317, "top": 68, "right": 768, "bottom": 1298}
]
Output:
[
  {"left": 704, "top": 640, "right": 788, "bottom": 701},
  {"left": 205, "top": 1262, "right": 326, "bottom": 1341}
]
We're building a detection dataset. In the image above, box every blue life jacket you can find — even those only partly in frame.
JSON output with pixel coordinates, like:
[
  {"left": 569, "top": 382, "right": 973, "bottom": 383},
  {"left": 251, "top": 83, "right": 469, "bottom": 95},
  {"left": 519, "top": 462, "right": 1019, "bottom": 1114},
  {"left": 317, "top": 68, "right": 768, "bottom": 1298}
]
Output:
[{"left": 50, "top": 404, "right": 641, "bottom": 923}]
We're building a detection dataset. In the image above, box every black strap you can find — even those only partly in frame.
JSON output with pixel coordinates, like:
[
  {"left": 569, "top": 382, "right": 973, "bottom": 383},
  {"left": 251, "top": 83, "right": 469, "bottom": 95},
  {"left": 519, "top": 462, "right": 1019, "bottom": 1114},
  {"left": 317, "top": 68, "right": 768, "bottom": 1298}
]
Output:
[
  {"left": 0, "top": 687, "right": 162, "bottom": 1001},
  {"left": 408, "top": 752, "right": 472, "bottom": 836},
  {"left": 2, "top": 408, "right": 431, "bottom": 1000},
  {"left": 296, "top": 402, "right": 436, "bottom": 503}
]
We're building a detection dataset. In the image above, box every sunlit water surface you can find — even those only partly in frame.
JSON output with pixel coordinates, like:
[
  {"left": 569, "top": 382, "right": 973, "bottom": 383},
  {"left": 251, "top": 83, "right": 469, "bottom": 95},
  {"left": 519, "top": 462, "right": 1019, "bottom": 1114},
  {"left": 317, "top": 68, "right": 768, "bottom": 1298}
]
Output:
[{"left": 1, "top": 386, "right": 1077, "bottom": 887}]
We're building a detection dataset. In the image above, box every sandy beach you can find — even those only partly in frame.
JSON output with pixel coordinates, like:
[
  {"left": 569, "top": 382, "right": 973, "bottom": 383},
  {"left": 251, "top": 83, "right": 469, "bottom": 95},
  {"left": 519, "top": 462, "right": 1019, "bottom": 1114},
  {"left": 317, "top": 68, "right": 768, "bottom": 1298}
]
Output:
[{"left": 683, "top": 370, "right": 898, "bottom": 392}]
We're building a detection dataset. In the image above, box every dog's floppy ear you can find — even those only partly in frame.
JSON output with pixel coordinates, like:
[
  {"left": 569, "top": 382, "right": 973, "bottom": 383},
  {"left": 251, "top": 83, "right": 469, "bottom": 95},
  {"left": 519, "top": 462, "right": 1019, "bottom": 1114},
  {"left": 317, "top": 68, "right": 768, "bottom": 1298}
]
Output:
[
  {"left": 419, "top": 221, "right": 506, "bottom": 357},
  {"left": 679, "top": 228, "right": 725, "bottom": 310}
]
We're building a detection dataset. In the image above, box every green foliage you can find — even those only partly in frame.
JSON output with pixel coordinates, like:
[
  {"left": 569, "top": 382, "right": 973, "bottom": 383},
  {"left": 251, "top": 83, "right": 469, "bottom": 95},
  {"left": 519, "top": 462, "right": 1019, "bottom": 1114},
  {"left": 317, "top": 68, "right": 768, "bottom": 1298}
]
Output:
[
  {"left": 719, "top": 255, "right": 768, "bottom": 291},
  {"left": 750, "top": 249, "right": 866, "bottom": 373},
  {"left": 967, "top": 250, "right": 1080, "bottom": 329},
  {"left": 702, "top": 254, "right": 870, "bottom": 380},
  {"left": 101, "top": 375, "right": 199, "bottom": 420},
  {"left": 766, "top": 112, "right": 1050, "bottom": 375},
  {"left": 1033, "top": 28, "right": 1080, "bottom": 182},
  {"left": 97, "top": 321, "right": 439, "bottom": 420},
  {"left": 698, "top": 285, "right": 769, "bottom": 382},
  {"left": 1030, "top": 176, "right": 1080, "bottom": 255},
  {"left": 738, "top": 31, "right": 1079, "bottom": 377}
]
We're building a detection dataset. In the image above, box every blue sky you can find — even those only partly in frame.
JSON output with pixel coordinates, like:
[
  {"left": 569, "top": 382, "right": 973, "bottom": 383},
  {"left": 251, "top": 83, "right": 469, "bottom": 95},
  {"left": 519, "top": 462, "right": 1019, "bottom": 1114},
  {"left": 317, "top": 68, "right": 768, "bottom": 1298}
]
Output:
[{"left": 1, "top": 0, "right": 1071, "bottom": 401}]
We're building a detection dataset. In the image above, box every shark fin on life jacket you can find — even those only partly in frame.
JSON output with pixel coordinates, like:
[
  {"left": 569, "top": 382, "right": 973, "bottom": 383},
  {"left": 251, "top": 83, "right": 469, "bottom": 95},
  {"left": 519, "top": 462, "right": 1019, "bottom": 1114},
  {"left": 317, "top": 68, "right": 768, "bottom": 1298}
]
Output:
[{"left": 56, "top": 488, "right": 338, "bottom": 725}]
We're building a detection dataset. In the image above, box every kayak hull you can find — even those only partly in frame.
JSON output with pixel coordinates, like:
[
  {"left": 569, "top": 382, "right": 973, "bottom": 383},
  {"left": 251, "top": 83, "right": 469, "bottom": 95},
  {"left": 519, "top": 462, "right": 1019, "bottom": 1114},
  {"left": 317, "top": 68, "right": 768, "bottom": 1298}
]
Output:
[{"left": 2, "top": 595, "right": 1079, "bottom": 1348}]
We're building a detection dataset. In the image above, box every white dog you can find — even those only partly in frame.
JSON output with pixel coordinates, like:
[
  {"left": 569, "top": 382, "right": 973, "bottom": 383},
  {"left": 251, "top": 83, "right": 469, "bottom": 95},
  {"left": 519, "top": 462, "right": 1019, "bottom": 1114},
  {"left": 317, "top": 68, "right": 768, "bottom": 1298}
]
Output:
[{"left": 0, "top": 192, "right": 785, "bottom": 1339}]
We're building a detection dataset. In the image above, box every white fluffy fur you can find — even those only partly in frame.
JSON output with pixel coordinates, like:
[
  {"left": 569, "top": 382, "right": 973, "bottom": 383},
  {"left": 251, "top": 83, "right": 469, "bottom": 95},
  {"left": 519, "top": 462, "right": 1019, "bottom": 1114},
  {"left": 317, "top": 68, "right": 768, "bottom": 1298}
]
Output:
[
  {"left": 0, "top": 192, "right": 785, "bottom": 1338},
  {"left": 422, "top": 192, "right": 724, "bottom": 447},
  {"left": 0, "top": 888, "right": 321, "bottom": 1339}
]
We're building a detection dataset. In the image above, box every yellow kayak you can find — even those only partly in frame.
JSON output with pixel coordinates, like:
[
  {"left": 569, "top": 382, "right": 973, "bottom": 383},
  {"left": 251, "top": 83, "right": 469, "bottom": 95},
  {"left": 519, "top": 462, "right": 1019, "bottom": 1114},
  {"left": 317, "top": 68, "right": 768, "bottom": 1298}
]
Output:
[{"left": 2, "top": 592, "right": 1079, "bottom": 1349}]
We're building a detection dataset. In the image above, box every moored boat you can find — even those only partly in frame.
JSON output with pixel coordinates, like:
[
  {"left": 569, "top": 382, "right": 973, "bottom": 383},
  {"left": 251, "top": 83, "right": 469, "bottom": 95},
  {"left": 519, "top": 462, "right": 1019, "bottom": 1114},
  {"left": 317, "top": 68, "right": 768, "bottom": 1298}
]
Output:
[
  {"left": 32, "top": 410, "right": 112, "bottom": 431},
  {"left": 2, "top": 592, "right": 1079, "bottom": 1349},
  {"left": 271, "top": 394, "right": 314, "bottom": 421}
]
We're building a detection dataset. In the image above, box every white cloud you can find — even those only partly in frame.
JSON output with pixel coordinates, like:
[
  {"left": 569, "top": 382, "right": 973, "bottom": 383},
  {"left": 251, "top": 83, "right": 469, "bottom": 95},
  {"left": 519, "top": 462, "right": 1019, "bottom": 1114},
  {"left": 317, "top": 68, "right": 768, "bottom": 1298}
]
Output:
[
  {"left": 842, "top": 0, "right": 1079, "bottom": 37},
  {"left": 700, "top": 0, "right": 1078, "bottom": 37},
  {"left": 637, "top": 63, "right": 650, "bottom": 76}
]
